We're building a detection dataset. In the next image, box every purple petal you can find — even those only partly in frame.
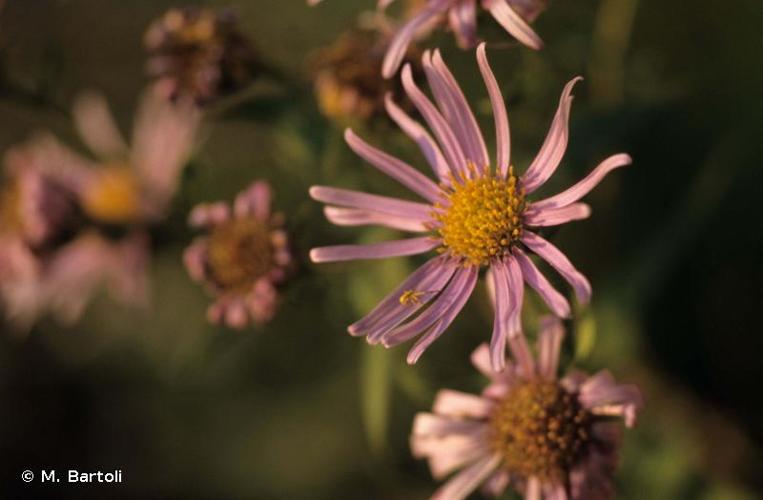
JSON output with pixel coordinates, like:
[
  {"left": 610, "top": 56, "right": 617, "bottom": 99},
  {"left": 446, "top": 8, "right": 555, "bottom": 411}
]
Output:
[
  {"left": 521, "top": 77, "right": 582, "bottom": 194},
  {"left": 381, "top": 265, "right": 474, "bottom": 347},
  {"left": 365, "top": 261, "right": 459, "bottom": 343},
  {"left": 433, "top": 389, "right": 493, "bottom": 418},
  {"left": 488, "top": 260, "right": 512, "bottom": 372},
  {"left": 530, "top": 153, "right": 633, "bottom": 211},
  {"left": 484, "top": 0, "right": 544, "bottom": 50},
  {"left": 72, "top": 91, "right": 128, "bottom": 159},
  {"left": 188, "top": 202, "right": 231, "bottom": 228},
  {"left": 310, "top": 236, "right": 438, "bottom": 263},
  {"left": 525, "top": 476, "right": 542, "bottom": 500},
  {"left": 579, "top": 370, "right": 644, "bottom": 427},
  {"left": 401, "top": 64, "right": 467, "bottom": 178},
  {"left": 513, "top": 247, "right": 571, "bottom": 318},
  {"left": 448, "top": 0, "right": 478, "bottom": 48},
  {"left": 536, "top": 315, "right": 565, "bottom": 380},
  {"left": 344, "top": 128, "right": 441, "bottom": 202},
  {"left": 481, "top": 469, "right": 510, "bottom": 497},
  {"left": 183, "top": 239, "right": 208, "bottom": 282},
  {"left": 432, "top": 454, "right": 501, "bottom": 500},
  {"left": 323, "top": 206, "right": 428, "bottom": 232},
  {"left": 476, "top": 43, "right": 511, "bottom": 177},
  {"left": 405, "top": 265, "right": 478, "bottom": 364},
  {"left": 413, "top": 413, "right": 486, "bottom": 438},
  {"left": 426, "top": 50, "right": 489, "bottom": 170},
  {"left": 348, "top": 255, "right": 453, "bottom": 336},
  {"left": 508, "top": 330, "right": 536, "bottom": 380},
  {"left": 384, "top": 93, "right": 451, "bottom": 182},
  {"left": 309, "top": 186, "right": 432, "bottom": 220},
  {"left": 524, "top": 202, "right": 591, "bottom": 227},
  {"left": 234, "top": 181, "right": 271, "bottom": 220},
  {"left": 382, "top": 0, "right": 450, "bottom": 78},
  {"left": 521, "top": 231, "right": 592, "bottom": 303}
]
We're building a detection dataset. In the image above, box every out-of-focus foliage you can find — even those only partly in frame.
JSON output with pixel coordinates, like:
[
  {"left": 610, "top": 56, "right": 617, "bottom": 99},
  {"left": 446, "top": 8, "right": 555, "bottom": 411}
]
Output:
[{"left": 1, "top": 0, "right": 762, "bottom": 499}]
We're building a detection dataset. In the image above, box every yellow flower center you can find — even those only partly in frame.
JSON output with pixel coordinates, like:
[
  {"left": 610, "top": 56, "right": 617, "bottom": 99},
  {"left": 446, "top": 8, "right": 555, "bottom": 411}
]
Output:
[
  {"left": 82, "top": 166, "right": 141, "bottom": 225},
  {"left": 434, "top": 168, "right": 525, "bottom": 267},
  {"left": 207, "top": 217, "right": 273, "bottom": 293},
  {"left": 490, "top": 380, "right": 591, "bottom": 483},
  {"left": 0, "top": 179, "right": 23, "bottom": 233}
]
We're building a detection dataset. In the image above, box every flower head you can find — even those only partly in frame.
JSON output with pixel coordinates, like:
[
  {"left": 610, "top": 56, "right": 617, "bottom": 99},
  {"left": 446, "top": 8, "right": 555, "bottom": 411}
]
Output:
[
  {"left": 381, "top": 0, "right": 548, "bottom": 78},
  {"left": 184, "top": 181, "right": 293, "bottom": 329},
  {"left": 0, "top": 87, "right": 196, "bottom": 328},
  {"left": 310, "top": 45, "right": 631, "bottom": 370},
  {"left": 311, "top": 27, "right": 423, "bottom": 125},
  {"left": 144, "top": 7, "right": 259, "bottom": 104},
  {"left": 31, "top": 87, "right": 199, "bottom": 226},
  {"left": 411, "top": 317, "right": 643, "bottom": 499}
]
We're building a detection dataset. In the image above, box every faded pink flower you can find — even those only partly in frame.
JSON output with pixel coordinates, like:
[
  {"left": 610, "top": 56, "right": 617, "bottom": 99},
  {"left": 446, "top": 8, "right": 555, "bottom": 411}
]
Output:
[
  {"left": 381, "top": 0, "right": 548, "bottom": 77},
  {"left": 0, "top": 87, "right": 196, "bottom": 327},
  {"left": 412, "top": 317, "right": 643, "bottom": 499},
  {"left": 0, "top": 161, "right": 148, "bottom": 328},
  {"left": 144, "top": 7, "right": 260, "bottom": 104},
  {"left": 27, "top": 86, "right": 199, "bottom": 226},
  {"left": 310, "top": 45, "right": 631, "bottom": 370},
  {"left": 184, "top": 181, "right": 293, "bottom": 329}
]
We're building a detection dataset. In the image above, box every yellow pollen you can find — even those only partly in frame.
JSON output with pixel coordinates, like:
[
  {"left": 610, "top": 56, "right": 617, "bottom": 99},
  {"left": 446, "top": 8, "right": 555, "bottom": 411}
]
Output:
[
  {"left": 434, "top": 167, "right": 525, "bottom": 267},
  {"left": 490, "top": 380, "right": 592, "bottom": 483},
  {"left": 399, "top": 289, "right": 427, "bottom": 306},
  {"left": 82, "top": 166, "right": 141, "bottom": 225},
  {"left": 207, "top": 217, "right": 273, "bottom": 293}
]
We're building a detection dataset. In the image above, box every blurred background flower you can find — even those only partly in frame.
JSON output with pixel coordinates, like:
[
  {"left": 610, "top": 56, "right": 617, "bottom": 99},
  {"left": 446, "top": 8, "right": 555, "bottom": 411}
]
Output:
[{"left": 0, "top": 0, "right": 762, "bottom": 499}]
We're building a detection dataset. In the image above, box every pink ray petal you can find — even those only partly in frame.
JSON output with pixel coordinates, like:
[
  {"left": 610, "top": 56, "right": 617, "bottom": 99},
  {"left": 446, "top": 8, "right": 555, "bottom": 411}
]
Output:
[
  {"left": 513, "top": 247, "right": 571, "bottom": 318},
  {"left": 483, "top": 0, "right": 544, "bottom": 50},
  {"left": 521, "top": 77, "right": 582, "bottom": 193},
  {"left": 344, "top": 128, "right": 441, "bottom": 202},
  {"left": 521, "top": 231, "right": 592, "bottom": 303},
  {"left": 384, "top": 93, "right": 451, "bottom": 182},
  {"left": 476, "top": 43, "right": 511, "bottom": 177},
  {"left": 401, "top": 64, "right": 467, "bottom": 178},
  {"left": 310, "top": 236, "right": 438, "bottom": 263},
  {"left": 309, "top": 185, "right": 432, "bottom": 220},
  {"left": 531, "top": 153, "right": 633, "bottom": 211}
]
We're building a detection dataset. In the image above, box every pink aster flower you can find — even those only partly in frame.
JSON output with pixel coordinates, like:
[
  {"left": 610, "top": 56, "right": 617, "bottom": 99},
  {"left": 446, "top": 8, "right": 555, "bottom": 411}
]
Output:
[
  {"left": 0, "top": 86, "right": 195, "bottom": 328},
  {"left": 412, "top": 317, "right": 643, "bottom": 499},
  {"left": 0, "top": 157, "right": 148, "bottom": 327},
  {"left": 184, "top": 181, "right": 293, "bottom": 329},
  {"left": 310, "top": 45, "right": 632, "bottom": 370},
  {"left": 26, "top": 86, "right": 199, "bottom": 226},
  {"left": 381, "top": 0, "right": 548, "bottom": 78}
]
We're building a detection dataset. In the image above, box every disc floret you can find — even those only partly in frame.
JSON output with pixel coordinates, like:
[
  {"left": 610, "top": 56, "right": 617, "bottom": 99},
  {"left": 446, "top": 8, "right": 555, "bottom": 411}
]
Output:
[
  {"left": 207, "top": 217, "right": 274, "bottom": 294},
  {"left": 490, "top": 380, "right": 592, "bottom": 483},
  {"left": 434, "top": 167, "right": 525, "bottom": 267}
]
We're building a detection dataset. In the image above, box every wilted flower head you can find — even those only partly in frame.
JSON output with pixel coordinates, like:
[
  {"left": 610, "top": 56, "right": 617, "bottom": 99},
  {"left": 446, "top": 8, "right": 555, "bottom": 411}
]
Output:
[
  {"left": 381, "top": 0, "right": 548, "bottom": 78},
  {"left": 144, "top": 7, "right": 259, "bottom": 104},
  {"left": 311, "top": 28, "right": 422, "bottom": 125},
  {"left": 310, "top": 45, "right": 631, "bottom": 370},
  {"left": 184, "top": 181, "right": 293, "bottom": 329},
  {"left": 412, "top": 317, "right": 643, "bottom": 499}
]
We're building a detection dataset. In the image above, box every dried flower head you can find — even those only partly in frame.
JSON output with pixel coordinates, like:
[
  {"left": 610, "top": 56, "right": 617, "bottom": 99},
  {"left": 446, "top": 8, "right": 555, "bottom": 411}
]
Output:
[
  {"left": 184, "top": 181, "right": 293, "bottom": 329},
  {"left": 412, "top": 318, "right": 643, "bottom": 499},
  {"left": 311, "top": 28, "right": 422, "bottom": 124},
  {"left": 144, "top": 7, "right": 260, "bottom": 104},
  {"left": 310, "top": 45, "right": 631, "bottom": 369}
]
